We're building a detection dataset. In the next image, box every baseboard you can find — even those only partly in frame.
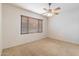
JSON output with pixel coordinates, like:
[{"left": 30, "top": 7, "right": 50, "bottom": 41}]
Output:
[
  {"left": 48, "top": 36, "right": 79, "bottom": 45},
  {"left": 2, "top": 37, "right": 47, "bottom": 50}
]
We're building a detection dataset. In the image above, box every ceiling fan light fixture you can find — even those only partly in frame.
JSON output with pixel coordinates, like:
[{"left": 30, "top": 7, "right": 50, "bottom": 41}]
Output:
[{"left": 47, "top": 13, "right": 53, "bottom": 16}]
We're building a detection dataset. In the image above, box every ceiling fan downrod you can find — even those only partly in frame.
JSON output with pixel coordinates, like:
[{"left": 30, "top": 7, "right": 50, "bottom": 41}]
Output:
[{"left": 49, "top": 3, "right": 51, "bottom": 8}]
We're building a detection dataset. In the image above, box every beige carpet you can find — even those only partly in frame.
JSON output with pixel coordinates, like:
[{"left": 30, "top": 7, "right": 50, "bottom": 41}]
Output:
[{"left": 2, "top": 38, "right": 79, "bottom": 56}]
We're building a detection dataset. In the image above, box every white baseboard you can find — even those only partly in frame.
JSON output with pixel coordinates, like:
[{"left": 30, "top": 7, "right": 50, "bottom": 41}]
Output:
[
  {"left": 48, "top": 36, "right": 79, "bottom": 45},
  {"left": 2, "top": 36, "right": 47, "bottom": 49}
]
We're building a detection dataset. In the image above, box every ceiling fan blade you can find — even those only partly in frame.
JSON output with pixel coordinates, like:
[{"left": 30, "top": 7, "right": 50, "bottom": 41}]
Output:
[
  {"left": 54, "top": 12, "right": 59, "bottom": 15},
  {"left": 51, "top": 10, "right": 59, "bottom": 15},
  {"left": 42, "top": 11, "right": 49, "bottom": 14},
  {"left": 54, "top": 7, "right": 61, "bottom": 11},
  {"left": 43, "top": 8, "right": 48, "bottom": 11},
  {"left": 53, "top": 7, "right": 61, "bottom": 14}
]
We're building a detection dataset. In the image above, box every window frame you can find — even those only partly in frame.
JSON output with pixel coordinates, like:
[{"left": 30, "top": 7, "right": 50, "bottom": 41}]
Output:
[{"left": 21, "top": 15, "right": 43, "bottom": 34}]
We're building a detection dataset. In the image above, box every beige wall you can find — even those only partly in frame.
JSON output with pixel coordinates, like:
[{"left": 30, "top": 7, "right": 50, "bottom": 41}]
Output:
[
  {"left": 2, "top": 4, "right": 48, "bottom": 49},
  {"left": 0, "top": 3, "right": 2, "bottom": 55},
  {"left": 48, "top": 7, "right": 79, "bottom": 44}
]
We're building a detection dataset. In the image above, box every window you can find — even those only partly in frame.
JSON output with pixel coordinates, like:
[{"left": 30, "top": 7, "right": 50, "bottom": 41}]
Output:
[{"left": 21, "top": 15, "right": 43, "bottom": 34}]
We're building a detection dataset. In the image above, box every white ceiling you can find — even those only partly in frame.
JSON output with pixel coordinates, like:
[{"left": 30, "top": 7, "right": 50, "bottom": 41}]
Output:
[{"left": 12, "top": 3, "right": 79, "bottom": 16}]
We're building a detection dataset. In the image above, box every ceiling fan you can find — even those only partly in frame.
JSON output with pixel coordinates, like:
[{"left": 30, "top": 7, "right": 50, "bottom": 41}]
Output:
[{"left": 42, "top": 3, "right": 61, "bottom": 17}]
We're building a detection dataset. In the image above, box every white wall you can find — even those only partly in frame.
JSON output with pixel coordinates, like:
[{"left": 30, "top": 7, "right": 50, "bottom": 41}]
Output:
[
  {"left": 2, "top": 3, "right": 79, "bottom": 49},
  {"left": 48, "top": 7, "right": 79, "bottom": 44},
  {"left": 2, "top": 4, "right": 48, "bottom": 49},
  {"left": 0, "top": 3, "right": 2, "bottom": 55}
]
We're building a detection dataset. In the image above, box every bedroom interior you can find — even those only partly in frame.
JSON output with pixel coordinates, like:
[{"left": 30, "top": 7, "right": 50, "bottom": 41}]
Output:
[{"left": 0, "top": 3, "right": 79, "bottom": 56}]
